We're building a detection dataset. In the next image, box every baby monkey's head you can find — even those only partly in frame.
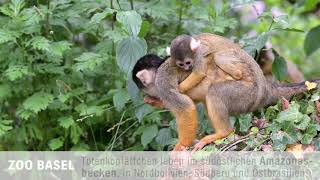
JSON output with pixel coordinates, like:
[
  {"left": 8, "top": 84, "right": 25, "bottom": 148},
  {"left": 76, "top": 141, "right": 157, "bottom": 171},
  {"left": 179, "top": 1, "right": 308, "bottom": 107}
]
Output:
[{"left": 169, "top": 35, "right": 201, "bottom": 71}]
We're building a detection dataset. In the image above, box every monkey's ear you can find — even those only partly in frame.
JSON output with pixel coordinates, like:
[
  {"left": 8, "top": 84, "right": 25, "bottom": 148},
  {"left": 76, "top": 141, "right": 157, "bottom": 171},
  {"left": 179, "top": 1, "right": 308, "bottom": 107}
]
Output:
[
  {"left": 166, "top": 47, "right": 171, "bottom": 56},
  {"left": 190, "top": 38, "right": 201, "bottom": 52},
  {"left": 136, "top": 69, "right": 148, "bottom": 82}
]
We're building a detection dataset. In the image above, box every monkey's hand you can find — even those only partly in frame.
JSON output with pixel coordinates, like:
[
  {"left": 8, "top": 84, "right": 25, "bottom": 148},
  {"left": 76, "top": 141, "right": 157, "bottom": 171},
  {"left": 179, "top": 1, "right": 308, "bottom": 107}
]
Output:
[
  {"left": 178, "top": 72, "right": 206, "bottom": 93},
  {"left": 144, "top": 96, "right": 164, "bottom": 108}
]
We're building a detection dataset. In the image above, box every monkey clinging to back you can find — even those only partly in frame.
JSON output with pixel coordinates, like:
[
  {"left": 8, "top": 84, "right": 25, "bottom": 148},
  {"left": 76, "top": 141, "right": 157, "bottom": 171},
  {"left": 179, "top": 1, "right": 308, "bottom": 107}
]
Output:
[{"left": 134, "top": 33, "right": 320, "bottom": 151}]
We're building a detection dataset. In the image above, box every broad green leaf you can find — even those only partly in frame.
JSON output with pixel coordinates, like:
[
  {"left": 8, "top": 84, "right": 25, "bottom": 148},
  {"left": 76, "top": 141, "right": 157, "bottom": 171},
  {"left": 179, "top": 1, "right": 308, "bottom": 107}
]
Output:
[
  {"left": 301, "top": 123, "right": 317, "bottom": 144},
  {"left": 276, "top": 102, "right": 302, "bottom": 123},
  {"left": 116, "top": 37, "right": 147, "bottom": 75},
  {"left": 271, "top": 131, "right": 289, "bottom": 151},
  {"left": 304, "top": 25, "right": 320, "bottom": 56},
  {"left": 113, "top": 89, "right": 130, "bottom": 112},
  {"left": 48, "top": 138, "right": 64, "bottom": 150},
  {"left": 126, "top": 78, "right": 140, "bottom": 104},
  {"left": 256, "top": 33, "right": 270, "bottom": 50},
  {"left": 141, "top": 125, "right": 158, "bottom": 147},
  {"left": 272, "top": 49, "right": 288, "bottom": 81},
  {"left": 295, "top": 115, "right": 310, "bottom": 131},
  {"left": 273, "top": 15, "right": 289, "bottom": 29},
  {"left": 155, "top": 128, "right": 173, "bottom": 146},
  {"left": 237, "top": 114, "right": 252, "bottom": 133},
  {"left": 116, "top": 11, "right": 142, "bottom": 36},
  {"left": 265, "top": 104, "right": 279, "bottom": 121},
  {"left": 23, "top": 92, "right": 54, "bottom": 113},
  {"left": 28, "top": 36, "right": 50, "bottom": 51},
  {"left": 5, "top": 65, "right": 30, "bottom": 81},
  {"left": 58, "top": 116, "right": 74, "bottom": 129},
  {"left": 135, "top": 104, "right": 154, "bottom": 122}
]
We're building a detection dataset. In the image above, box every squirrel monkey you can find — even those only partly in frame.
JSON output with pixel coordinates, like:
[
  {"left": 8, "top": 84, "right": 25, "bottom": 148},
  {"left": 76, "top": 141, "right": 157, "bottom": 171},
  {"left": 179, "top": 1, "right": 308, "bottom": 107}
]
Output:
[
  {"left": 168, "top": 34, "right": 243, "bottom": 93},
  {"left": 257, "top": 47, "right": 305, "bottom": 83},
  {"left": 133, "top": 35, "right": 320, "bottom": 151}
]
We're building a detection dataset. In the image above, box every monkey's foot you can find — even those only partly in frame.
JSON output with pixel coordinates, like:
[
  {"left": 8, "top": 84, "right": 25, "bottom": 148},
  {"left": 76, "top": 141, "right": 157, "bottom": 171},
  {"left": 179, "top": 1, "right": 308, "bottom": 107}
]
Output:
[
  {"left": 191, "top": 130, "right": 234, "bottom": 153},
  {"left": 173, "top": 143, "right": 189, "bottom": 151},
  {"left": 191, "top": 141, "right": 208, "bottom": 153}
]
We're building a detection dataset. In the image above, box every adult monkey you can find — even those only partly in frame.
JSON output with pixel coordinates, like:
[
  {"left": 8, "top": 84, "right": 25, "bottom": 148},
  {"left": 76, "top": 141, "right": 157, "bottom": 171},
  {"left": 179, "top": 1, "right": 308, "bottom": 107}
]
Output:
[{"left": 133, "top": 34, "right": 319, "bottom": 151}]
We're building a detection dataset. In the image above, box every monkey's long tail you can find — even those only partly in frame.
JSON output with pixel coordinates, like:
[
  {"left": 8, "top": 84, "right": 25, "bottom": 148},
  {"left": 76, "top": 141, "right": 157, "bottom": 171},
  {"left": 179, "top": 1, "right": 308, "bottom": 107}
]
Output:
[{"left": 265, "top": 79, "right": 320, "bottom": 106}]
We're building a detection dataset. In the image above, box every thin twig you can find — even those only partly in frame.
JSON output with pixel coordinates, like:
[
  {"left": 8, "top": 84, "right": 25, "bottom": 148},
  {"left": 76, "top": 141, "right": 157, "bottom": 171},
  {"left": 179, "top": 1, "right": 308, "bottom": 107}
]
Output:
[
  {"left": 107, "top": 120, "right": 139, "bottom": 151},
  {"left": 87, "top": 119, "right": 98, "bottom": 150},
  {"left": 109, "top": 110, "right": 126, "bottom": 150},
  {"left": 130, "top": 0, "right": 134, "bottom": 10},
  {"left": 220, "top": 133, "right": 254, "bottom": 152}
]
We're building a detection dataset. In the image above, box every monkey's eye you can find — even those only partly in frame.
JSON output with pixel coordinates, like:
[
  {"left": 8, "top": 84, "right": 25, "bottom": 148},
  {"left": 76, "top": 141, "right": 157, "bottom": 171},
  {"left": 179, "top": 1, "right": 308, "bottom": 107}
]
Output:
[
  {"left": 178, "top": 63, "right": 184, "bottom": 67},
  {"left": 185, "top": 61, "right": 191, "bottom": 65}
]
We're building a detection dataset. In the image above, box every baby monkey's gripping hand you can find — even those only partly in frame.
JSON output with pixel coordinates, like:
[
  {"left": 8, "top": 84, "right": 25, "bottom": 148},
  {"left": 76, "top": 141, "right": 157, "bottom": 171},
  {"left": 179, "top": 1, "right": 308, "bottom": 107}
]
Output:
[{"left": 178, "top": 72, "right": 206, "bottom": 93}]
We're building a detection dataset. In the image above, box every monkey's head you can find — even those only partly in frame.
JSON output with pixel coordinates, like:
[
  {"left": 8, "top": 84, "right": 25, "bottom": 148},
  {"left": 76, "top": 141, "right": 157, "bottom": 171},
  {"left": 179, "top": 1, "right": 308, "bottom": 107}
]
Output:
[
  {"left": 169, "top": 35, "right": 201, "bottom": 71},
  {"left": 132, "top": 54, "right": 165, "bottom": 97}
]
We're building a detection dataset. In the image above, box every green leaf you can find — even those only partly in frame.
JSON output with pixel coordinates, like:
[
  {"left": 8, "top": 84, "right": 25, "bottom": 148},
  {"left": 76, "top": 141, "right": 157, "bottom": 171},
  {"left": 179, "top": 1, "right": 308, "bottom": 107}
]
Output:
[
  {"left": 49, "top": 41, "right": 72, "bottom": 57},
  {"left": 116, "top": 37, "right": 147, "bottom": 75},
  {"left": 116, "top": 11, "right": 142, "bottom": 36},
  {"left": 0, "top": 29, "right": 19, "bottom": 44},
  {"left": 276, "top": 102, "right": 302, "bottom": 123},
  {"left": 5, "top": 65, "right": 30, "bottom": 81},
  {"left": 58, "top": 116, "right": 74, "bottom": 129},
  {"left": 90, "top": 8, "right": 115, "bottom": 24},
  {"left": 272, "top": 49, "right": 288, "bottom": 81},
  {"left": 295, "top": 115, "right": 310, "bottom": 131},
  {"left": 23, "top": 92, "right": 54, "bottom": 113},
  {"left": 126, "top": 78, "right": 140, "bottom": 104},
  {"left": 273, "top": 15, "right": 289, "bottom": 29},
  {"left": 28, "top": 36, "right": 50, "bottom": 51},
  {"left": 138, "top": 20, "right": 150, "bottom": 38},
  {"left": 70, "top": 124, "right": 83, "bottom": 144},
  {"left": 304, "top": 25, "right": 320, "bottom": 56},
  {"left": 155, "top": 128, "right": 173, "bottom": 146},
  {"left": 237, "top": 114, "right": 252, "bottom": 133},
  {"left": 141, "top": 125, "right": 158, "bottom": 147},
  {"left": 271, "top": 131, "right": 294, "bottom": 151},
  {"left": 0, "top": 120, "right": 13, "bottom": 137},
  {"left": 251, "top": 127, "right": 259, "bottom": 134},
  {"left": 135, "top": 104, "right": 154, "bottom": 122},
  {"left": 113, "top": 89, "right": 130, "bottom": 112},
  {"left": 48, "top": 138, "right": 64, "bottom": 150},
  {"left": 74, "top": 52, "right": 105, "bottom": 72},
  {"left": 16, "top": 107, "right": 35, "bottom": 120},
  {"left": 79, "top": 105, "right": 105, "bottom": 116}
]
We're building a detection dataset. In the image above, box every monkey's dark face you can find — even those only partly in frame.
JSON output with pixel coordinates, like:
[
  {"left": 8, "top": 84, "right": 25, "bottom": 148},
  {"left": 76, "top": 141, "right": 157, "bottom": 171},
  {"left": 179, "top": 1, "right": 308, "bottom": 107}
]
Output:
[{"left": 175, "top": 57, "right": 195, "bottom": 71}]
